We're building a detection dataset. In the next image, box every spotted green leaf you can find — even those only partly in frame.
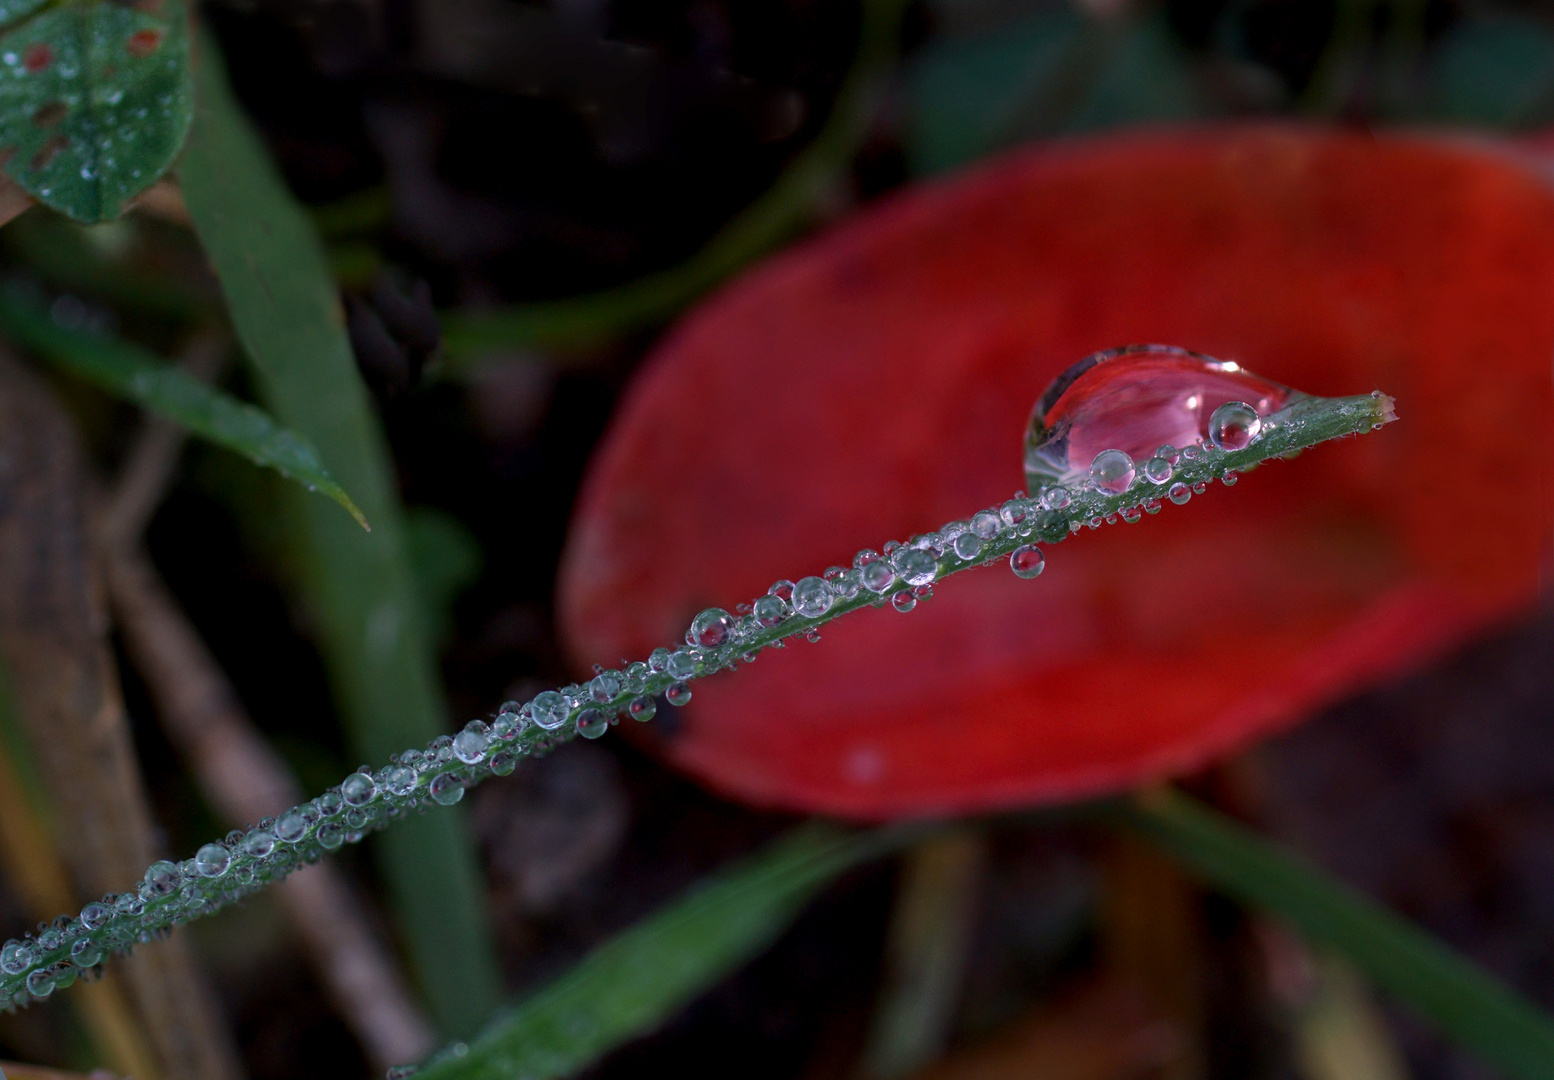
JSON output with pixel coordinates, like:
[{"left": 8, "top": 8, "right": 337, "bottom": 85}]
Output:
[
  {"left": 0, "top": 289, "right": 367, "bottom": 527},
  {"left": 0, "top": 0, "right": 191, "bottom": 222}
]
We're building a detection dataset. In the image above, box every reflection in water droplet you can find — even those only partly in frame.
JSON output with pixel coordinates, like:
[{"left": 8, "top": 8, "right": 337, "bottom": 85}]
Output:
[
  {"left": 666, "top": 681, "right": 692, "bottom": 707},
  {"left": 429, "top": 773, "right": 464, "bottom": 805},
  {"left": 1143, "top": 457, "right": 1173, "bottom": 485},
  {"left": 531, "top": 690, "right": 570, "bottom": 730},
  {"left": 688, "top": 607, "right": 736, "bottom": 647},
  {"left": 194, "top": 844, "right": 230, "bottom": 878},
  {"left": 951, "top": 532, "right": 983, "bottom": 560},
  {"left": 891, "top": 591, "right": 916, "bottom": 613},
  {"left": 1024, "top": 345, "right": 1296, "bottom": 492},
  {"left": 1208, "top": 400, "right": 1261, "bottom": 450},
  {"left": 1009, "top": 545, "right": 1045, "bottom": 578},
  {"left": 792, "top": 576, "right": 835, "bottom": 617},
  {"left": 891, "top": 547, "right": 937, "bottom": 587},
  {"left": 860, "top": 561, "right": 894, "bottom": 593},
  {"left": 1089, "top": 450, "right": 1136, "bottom": 494},
  {"left": 628, "top": 696, "right": 656, "bottom": 721},
  {"left": 576, "top": 709, "right": 608, "bottom": 739},
  {"left": 1168, "top": 482, "right": 1191, "bottom": 505}
]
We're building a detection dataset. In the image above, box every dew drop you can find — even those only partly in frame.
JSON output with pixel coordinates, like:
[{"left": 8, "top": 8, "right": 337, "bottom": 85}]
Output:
[
  {"left": 489, "top": 752, "right": 517, "bottom": 776},
  {"left": 1024, "top": 345, "right": 1296, "bottom": 492},
  {"left": 317, "top": 822, "right": 345, "bottom": 849},
  {"left": 860, "top": 560, "right": 894, "bottom": 593},
  {"left": 628, "top": 696, "right": 656, "bottom": 721},
  {"left": 1089, "top": 450, "right": 1136, "bottom": 495},
  {"left": 1168, "top": 482, "right": 1191, "bottom": 505},
  {"left": 2, "top": 941, "right": 35, "bottom": 975},
  {"left": 971, "top": 510, "right": 1002, "bottom": 539},
  {"left": 194, "top": 843, "right": 230, "bottom": 878},
  {"left": 341, "top": 772, "right": 377, "bottom": 806},
  {"left": 753, "top": 594, "right": 787, "bottom": 626},
  {"left": 244, "top": 830, "right": 276, "bottom": 859},
  {"left": 1143, "top": 457, "right": 1173, "bottom": 484},
  {"left": 69, "top": 939, "right": 101, "bottom": 968},
  {"left": 576, "top": 708, "right": 608, "bottom": 739},
  {"left": 531, "top": 690, "right": 570, "bottom": 730},
  {"left": 26, "top": 969, "right": 53, "bottom": 998},
  {"left": 1222, "top": 471, "right": 1238, "bottom": 486},
  {"left": 78, "top": 903, "right": 108, "bottom": 931},
  {"left": 384, "top": 764, "right": 419, "bottom": 796},
  {"left": 951, "top": 532, "right": 984, "bottom": 560},
  {"left": 1040, "top": 487, "right": 1070, "bottom": 511},
  {"left": 1009, "top": 544, "right": 1045, "bottom": 578},
  {"left": 1121, "top": 506, "right": 1142, "bottom": 523},
  {"left": 891, "top": 547, "right": 937, "bottom": 587},
  {"left": 648, "top": 648, "right": 672, "bottom": 673},
  {"left": 589, "top": 672, "right": 621, "bottom": 701},
  {"left": 666, "top": 681, "right": 692, "bottom": 707},
  {"left": 688, "top": 607, "right": 736, "bottom": 648},
  {"left": 768, "top": 580, "right": 795, "bottom": 602},
  {"left": 1143, "top": 497, "right": 1162, "bottom": 514},
  {"left": 891, "top": 591, "right": 916, "bottom": 613},
  {"left": 429, "top": 773, "right": 464, "bottom": 805},
  {"left": 275, "top": 809, "right": 310, "bottom": 842},
  {"left": 1208, "top": 400, "right": 1261, "bottom": 450},
  {"left": 667, "top": 649, "right": 698, "bottom": 678},
  {"left": 315, "top": 791, "right": 343, "bottom": 817},
  {"left": 1193, "top": 482, "right": 1207, "bottom": 494},
  {"left": 453, "top": 723, "right": 490, "bottom": 764},
  {"left": 792, "top": 576, "right": 835, "bottom": 617}
]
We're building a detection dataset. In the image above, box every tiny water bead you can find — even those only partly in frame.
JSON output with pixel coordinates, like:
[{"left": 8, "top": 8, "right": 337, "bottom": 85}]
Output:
[
  {"left": 244, "top": 830, "right": 276, "bottom": 859},
  {"left": 429, "top": 773, "right": 464, "bottom": 805},
  {"left": 666, "top": 681, "right": 693, "bottom": 707},
  {"left": 860, "top": 560, "right": 895, "bottom": 593},
  {"left": 891, "top": 547, "right": 937, "bottom": 587},
  {"left": 891, "top": 591, "right": 916, "bottom": 613},
  {"left": 951, "top": 531, "right": 984, "bottom": 560},
  {"left": 531, "top": 690, "right": 570, "bottom": 730},
  {"left": 688, "top": 607, "right": 736, "bottom": 647},
  {"left": 1168, "top": 482, "right": 1191, "bottom": 505},
  {"left": 1089, "top": 449, "right": 1136, "bottom": 494},
  {"left": 628, "top": 696, "right": 656, "bottom": 721},
  {"left": 576, "top": 709, "right": 609, "bottom": 739},
  {"left": 453, "top": 723, "right": 490, "bottom": 764},
  {"left": 792, "top": 576, "right": 836, "bottom": 617},
  {"left": 1010, "top": 544, "right": 1045, "bottom": 578},
  {"left": 1024, "top": 344, "right": 1296, "bottom": 493},
  {"left": 753, "top": 594, "right": 787, "bottom": 626},
  {"left": 275, "top": 809, "right": 310, "bottom": 842},
  {"left": 193, "top": 844, "right": 230, "bottom": 878},
  {"left": 1207, "top": 400, "right": 1261, "bottom": 451},
  {"left": 1143, "top": 456, "right": 1173, "bottom": 485},
  {"left": 341, "top": 772, "right": 377, "bottom": 806},
  {"left": 384, "top": 764, "right": 419, "bottom": 796}
]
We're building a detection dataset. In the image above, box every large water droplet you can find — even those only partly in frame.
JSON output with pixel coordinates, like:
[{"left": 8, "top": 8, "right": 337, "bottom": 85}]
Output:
[
  {"left": 2, "top": 941, "right": 35, "bottom": 975},
  {"left": 752, "top": 594, "right": 787, "bottom": 626},
  {"left": 891, "top": 547, "right": 937, "bottom": 587},
  {"left": 792, "top": 576, "right": 835, "bottom": 617},
  {"left": 430, "top": 772, "right": 464, "bottom": 805},
  {"left": 688, "top": 607, "right": 736, "bottom": 648},
  {"left": 194, "top": 843, "right": 230, "bottom": 878},
  {"left": 1024, "top": 345, "right": 1296, "bottom": 491},
  {"left": 341, "top": 772, "right": 377, "bottom": 806},
  {"left": 453, "top": 722, "right": 490, "bottom": 764},
  {"left": 860, "top": 560, "right": 895, "bottom": 593},
  {"left": 531, "top": 690, "right": 570, "bottom": 730},
  {"left": 576, "top": 708, "right": 608, "bottom": 739},
  {"left": 666, "top": 681, "right": 692, "bottom": 707},
  {"left": 1009, "top": 544, "right": 1045, "bottom": 578},
  {"left": 1208, "top": 400, "right": 1261, "bottom": 451},
  {"left": 1088, "top": 449, "right": 1136, "bottom": 495}
]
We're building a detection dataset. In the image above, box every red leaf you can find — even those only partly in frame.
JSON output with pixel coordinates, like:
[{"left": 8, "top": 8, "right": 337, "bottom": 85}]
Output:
[{"left": 558, "top": 128, "right": 1554, "bottom": 819}]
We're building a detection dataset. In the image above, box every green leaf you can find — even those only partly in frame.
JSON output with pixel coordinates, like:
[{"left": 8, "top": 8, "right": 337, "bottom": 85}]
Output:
[
  {"left": 0, "top": 0, "right": 191, "bottom": 222},
  {"left": 177, "top": 34, "right": 502, "bottom": 1037},
  {"left": 417, "top": 824, "right": 918, "bottom": 1080},
  {"left": 0, "top": 289, "right": 367, "bottom": 527},
  {"left": 1119, "top": 789, "right": 1554, "bottom": 1080},
  {"left": 1426, "top": 13, "right": 1554, "bottom": 129},
  {"left": 903, "top": 9, "right": 1206, "bottom": 176}
]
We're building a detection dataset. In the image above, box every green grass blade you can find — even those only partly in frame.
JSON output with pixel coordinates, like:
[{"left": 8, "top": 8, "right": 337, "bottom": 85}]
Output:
[
  {"left": 417, "top": 823, "right": 919, "bottom": 1080},
  {"left": 0, "top": 292, "right": 366, "bottom": 527},
  {"left": 439, "top": 0, "right": 910, "bottom": 360},
  {"left": 177, "top": 37, "right": 501, "bottom": 1036},
  {"left": 1118, "top": 789, "right": 1554, "bottom": 1080}
]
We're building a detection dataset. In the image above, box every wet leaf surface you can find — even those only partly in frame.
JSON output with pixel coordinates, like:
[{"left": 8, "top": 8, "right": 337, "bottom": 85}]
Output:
[{"left": 0, "top": 0, "right": 190, "bottom": 223}]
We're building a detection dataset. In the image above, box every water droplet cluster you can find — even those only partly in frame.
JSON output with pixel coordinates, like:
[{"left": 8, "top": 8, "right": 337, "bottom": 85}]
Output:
[{"left": 0, "top": 346, "right": 1396, "bottom": 1013}]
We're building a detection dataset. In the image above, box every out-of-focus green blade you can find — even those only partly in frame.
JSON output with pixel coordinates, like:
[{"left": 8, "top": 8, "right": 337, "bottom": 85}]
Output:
[
  {"left": 0, "top": 292, "right": 366, "bottom": 527},
  {"left": 417, "top": 823, "right": 916, "bottom": 1080},
  {"left": 1120, "top": 789, "right": 1554, "bottom": 1080},
  {"left": 177, "top": 37, "right": 500, "bottom": 1037}
]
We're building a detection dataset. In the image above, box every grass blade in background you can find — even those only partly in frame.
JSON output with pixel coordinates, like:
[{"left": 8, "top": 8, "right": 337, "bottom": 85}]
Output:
[
  {"left": 438, "top": 0, "right": 909, "bottom": 360},
  {"left": 1119, "top": 788, "right": 1554, "bottom": 1080},
  {"left": 177, "top": 37, "right": 501, "bottom": 1036},
  {"left": 417, "top": 824, "right": 919, "bottom": 1080},
  {"left": 0, "top": 292, "right": 366, "bottom": 527}
]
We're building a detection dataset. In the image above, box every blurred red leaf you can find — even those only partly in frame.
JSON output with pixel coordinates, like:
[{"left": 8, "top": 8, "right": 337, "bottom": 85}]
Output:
[{"left": 558, "top": 128, "right": 1554, "bottom": 819}]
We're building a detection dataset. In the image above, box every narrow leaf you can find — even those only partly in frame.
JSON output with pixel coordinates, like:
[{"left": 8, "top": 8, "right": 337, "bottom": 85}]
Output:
[
  {"left": 416, "top": 824, "right": 918, "bottom": 1080},
  {"left": 177, "top": 34, "right": 502, "bottom": 1036},
  {"left": 1119, "top": 789, "right": 1554, "bottom": 1080},
  {"left": 0, "top": 291, "right": 366, "bottom": 527},
  {"left": 0, "top": 0, "right": 191, "bottom": 222}
]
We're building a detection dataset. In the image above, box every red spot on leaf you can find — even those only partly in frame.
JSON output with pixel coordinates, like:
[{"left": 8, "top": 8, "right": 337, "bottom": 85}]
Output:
[
  {"left": 559, "top": 128, "right": 1554, "bottom": 818},
  {"left": 23, "top": 43, "right": 51, "bottom": 73},
  {"left": 126, "top": 29, "right": 162, "bottom": 58},
  {"left": 29, "top": 134, "right": 67, "bottom": 171},
  {"left": 31, "top": 102, "right": 65, "bottom": 129}
]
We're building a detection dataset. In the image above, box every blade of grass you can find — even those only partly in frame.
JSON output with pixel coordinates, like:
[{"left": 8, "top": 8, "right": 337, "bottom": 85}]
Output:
[
  {"left": 177, "top": 37, "right": 501, "bottom": 1035},
  {"left": 1116, "top": 788, "right": 1554, "bottom": 1080},
  {"left": 416, "top": 823, "right": 922, "bottom": 1080},
  {"left": 438, "top": 0, "right": 909, "bottom": 361},
  {"left": 0, "top": 293, "right": 366, "bottom": 527}
]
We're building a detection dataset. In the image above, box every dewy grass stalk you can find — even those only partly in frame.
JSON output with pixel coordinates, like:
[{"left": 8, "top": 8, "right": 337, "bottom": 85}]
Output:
[{"left": 0, "top": 383, "right": 1394, "bottom": 1009}]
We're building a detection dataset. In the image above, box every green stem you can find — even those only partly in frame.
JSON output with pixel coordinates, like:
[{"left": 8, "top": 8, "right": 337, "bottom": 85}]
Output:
[
  {"left": 439, "top": 0, "right": 910, "bottom": 361},
  {"left": 0, "top": 388, "right": 1392, "bottom": 1013}
]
